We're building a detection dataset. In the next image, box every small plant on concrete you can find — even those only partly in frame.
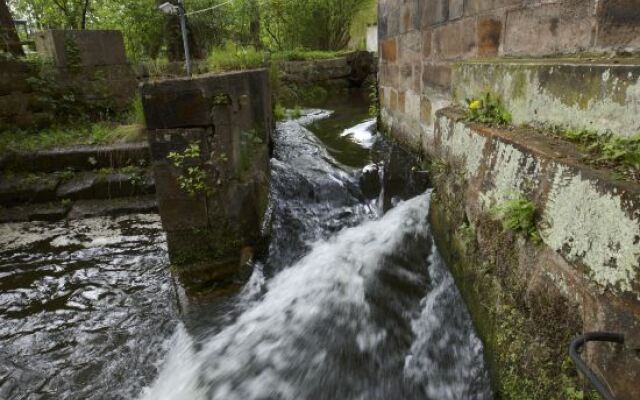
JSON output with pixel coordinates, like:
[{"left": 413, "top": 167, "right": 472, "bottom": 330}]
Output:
[
  {"left": 213, "top": 93, "right": 230, "bottom": 105},
  {"left": 239, "top": 129, "right": 265, "bottom": 175},
  {"left": 291, "top": 105, "right": 303, "bottom": 119},
  {"left": 455, "top": 222, "right": 477, "bottom": 252},
  {"left": 168, "top": 143, "right": 210, "bottom": 197},
  {"left": 368, "top": 79, "right": 379, "bottom": 118},
  {"left": 274, "top": 103, "right": 286, "bottom": 121},
  {"left": 466, "top": 93, "right": 512, "bottom": 126},
  {"left": 553, "top": 126, "right": 640, "bottom": 180},
  {"left": 121, "top": 165, "right": 145, "bottom": 187},
  {"left": 57, "top": 167, "right": 76, "bottom": 182},
  {"left": 492, "top": 195, "right": 541, "bottom": 243}
]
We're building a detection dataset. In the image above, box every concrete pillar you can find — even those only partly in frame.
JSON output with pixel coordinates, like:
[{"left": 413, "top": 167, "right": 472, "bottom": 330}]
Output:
[{"left": 141, "top": 69, "right": 272, "bottom": 288}]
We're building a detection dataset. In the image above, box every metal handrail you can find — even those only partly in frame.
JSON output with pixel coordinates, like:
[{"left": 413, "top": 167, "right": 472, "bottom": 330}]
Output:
[{"left": 569, "top": 332, "right": 625, "bottom": 400}]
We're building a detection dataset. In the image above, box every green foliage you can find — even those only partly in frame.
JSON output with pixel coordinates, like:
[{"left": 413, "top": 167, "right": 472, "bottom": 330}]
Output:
[
  {"left": 208, "top": 42, "right": 265, "bottom": 72},
  {"left": 168, "top": 143, "right": 201, "bottom": 168},
  {"left": 368, "top": 79, "right": 379, "bottom": 118},
  {"left": 260, "top": 0, "right": 374, "bottom": 50},
  {"left": 128, "top": 95, "right": 146, "bottom": 126},
  {"left": 63, "top": 32, "right": 82, "bottom": 71},
  {"left": 466, "top": 93, "right": 512, "bottom": 126},
  {"left": 553, "top": 127, "right": 640, "bottom": 179},
  {"left": 239, "top": 129, "right": 264, "bottom": 175},
  {"left": 274, "top": 103, "right": 286, "bottom": 121},
  {"left": 56, "top": 167, "right": 76, "bottom": 182},
  {"left": 11, "top": 0, "right": 374, "bottom": 62},
  {"left": 291, "top": 105, "right": 302, "bottom": 119},
  {"left": 213, "top": 93, "right": 230, "bottom": 105},
  {"left": 492, "top": 195, "right": 541, "bottom": 243},
  {"left": 455, "top": 222, "right": 477, "bottom": 252},
  {"left": 0, "top": 122, "right": 144, "bottom": 154},
  {"left": 271, "top": 49, "right": 346, "bottom": 61},
  {"left": 168, "top": 143, "right": 211, "bottom": 197},
  {"left": 178, "top": 167, "right": 209, "bottom": 197}
]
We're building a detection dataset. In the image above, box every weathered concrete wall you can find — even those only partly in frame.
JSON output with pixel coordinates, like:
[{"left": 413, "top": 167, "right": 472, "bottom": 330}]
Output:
[
  {"left": 141, "top": 69, "right": 271, "bottom": 292},
  {"left": 0, "top": 30, "right": 137, "bottom": 131},
  {"left": 453, "top": 60, "right": 640, "bottom": 137},
  {"left": 34, "top": 30, "right": 128, "bottom": 68},
  {"left": 428, "top": 109, "right": 640, "bottom": 399},
  {"left": 277, "top": 51, "right": 376, "bottom": 86},
  {"left": 274, "top": 51, "right": 377, "bottom": 107}
]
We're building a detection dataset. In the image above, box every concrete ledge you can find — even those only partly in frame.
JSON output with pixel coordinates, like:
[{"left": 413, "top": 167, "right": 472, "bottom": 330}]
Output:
[
  {"left": 0, "top": 142, "right": 150, "bottom": 173},
  {"left": 431, "top": 107, "right": 640, "bottom": 298},
  {"left": 428, "top": 107, "right": 640, "bottom": 399},
  {"left": 453, "top": 60, "right": 640, "bottom": 137}
]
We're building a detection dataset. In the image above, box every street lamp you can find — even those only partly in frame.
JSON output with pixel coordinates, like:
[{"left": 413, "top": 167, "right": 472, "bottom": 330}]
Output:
[{"left": 158, "top": 1, "right": 192, "bottom": 77}]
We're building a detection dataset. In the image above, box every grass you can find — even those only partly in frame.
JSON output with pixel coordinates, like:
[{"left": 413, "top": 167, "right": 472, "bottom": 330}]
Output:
[
  {"left": 207, "top": 43, "right": 349, "bottom": 73},
  {"left": 466, "top": 93, "right": 512, "bottom": 126},
  {"left": 0, "top": 122, "right": 145, "bottom": 154},
  {"left": 208, "top": 43, "right": 266, "bottom": 72},
  {"left": 270, "top": 49, "right": 347, "bottom": 61},
  {"left": 492, "top": 195, "right": 541, "bottom": 243},
  {"left": 274, "top": 103, "right": 286, "bottom": 121}
]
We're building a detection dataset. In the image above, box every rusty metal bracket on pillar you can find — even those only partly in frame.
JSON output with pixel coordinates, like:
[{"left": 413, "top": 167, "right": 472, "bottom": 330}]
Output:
[{"left": 569, "top": 332, "right": 625, "bottom": 400}]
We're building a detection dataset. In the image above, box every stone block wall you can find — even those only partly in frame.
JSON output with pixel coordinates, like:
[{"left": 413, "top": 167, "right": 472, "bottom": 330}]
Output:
[
  {"left": 378, "top": 0, "right": 640, "bottom": 148},
  {"left": 34, "top": 30, "right": 128, "bottom": 68},
  {"left": 0, "top": 30, "right": 137, "bottom": 131},
  {"left": 141, "top": 70, "right": 271, "bottom": 289}
]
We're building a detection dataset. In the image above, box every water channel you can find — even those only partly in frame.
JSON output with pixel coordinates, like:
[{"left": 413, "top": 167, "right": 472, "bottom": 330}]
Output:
[{"left": 0, "top": 90, "right": 492, "bottom": 400}]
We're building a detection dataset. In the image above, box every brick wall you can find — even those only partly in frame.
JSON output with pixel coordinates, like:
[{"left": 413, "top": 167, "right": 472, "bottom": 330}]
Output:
[{"left": 378, "top": 0, "right": 640, "bottom": 150}]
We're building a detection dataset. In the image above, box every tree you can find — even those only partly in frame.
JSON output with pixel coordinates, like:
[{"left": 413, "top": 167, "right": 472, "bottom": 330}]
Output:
[
  {"left": 259, "top": 0, "right": 373, "bottom": 51},
  {"left": 10, "top": 0, "right": 98, "bottom": 29},
  {"left": 0, "top": 0, "right": 24, "bottom": 55}
]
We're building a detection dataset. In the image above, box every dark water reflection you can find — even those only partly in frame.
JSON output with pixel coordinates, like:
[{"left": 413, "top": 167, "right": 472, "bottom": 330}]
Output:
[{"left": 0, "top": 215, "right": 177, "bottom": 399}]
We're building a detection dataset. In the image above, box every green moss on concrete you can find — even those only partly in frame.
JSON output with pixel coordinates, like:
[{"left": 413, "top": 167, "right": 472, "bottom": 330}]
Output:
[
  {"left": 167, "top": 224, "right": 243, "bottom": 267},
  {"left": 429, "top": 155, "right": 593, "bottom": 400},
  {"left": 510, "top": 69, "right": 528, "bottom": 101}
]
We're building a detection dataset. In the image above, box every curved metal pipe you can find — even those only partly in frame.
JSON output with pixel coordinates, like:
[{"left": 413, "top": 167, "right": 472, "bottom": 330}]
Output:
[{"left": 569, "top": 332, "right": 625, "bottom": 400}]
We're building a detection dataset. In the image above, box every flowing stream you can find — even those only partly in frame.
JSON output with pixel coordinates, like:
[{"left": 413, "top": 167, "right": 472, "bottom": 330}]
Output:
[{"left": 0, "top": 92, "right": 492, "bottom": 400}]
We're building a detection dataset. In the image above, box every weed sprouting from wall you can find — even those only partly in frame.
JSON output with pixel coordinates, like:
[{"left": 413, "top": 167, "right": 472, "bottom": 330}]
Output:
[
  {"left": 466, "top": 93, "right": 512, "bottom": 126},
  {"left": 492, "top": 195, "right": 541, "bottom": 243},
  {"left": 550, "top": 126, "right": 640, "bottom": 180},
  {"left": 168, "top": 143, "right": 211, "bottom": 197},
  {"left": 368, "top": 79, "right": 379, "bottom": 119}
]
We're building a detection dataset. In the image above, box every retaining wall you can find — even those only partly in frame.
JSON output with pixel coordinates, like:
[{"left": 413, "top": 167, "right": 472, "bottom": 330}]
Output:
[
  {"left": 0, "top": 30, "right": 137, "bottom": 131},
  {"left": 379, "top": 1, "right": 640, "bottom": 398}
]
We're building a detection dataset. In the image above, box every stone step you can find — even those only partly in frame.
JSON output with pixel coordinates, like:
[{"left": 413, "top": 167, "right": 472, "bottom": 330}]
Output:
[
  {"left": 452, "top": 59, "right": 640, "bottom": 138},
  {"left": 0, "top": 168, "right": 155, "bottom": 207},
  {"left": 56, "top": 170, "right": 155, "bottom": 201},
  {"left": 0, "top": 142, "right": 150, "bottom": 173},
  {"left": 0, "top": 195, "right": 158, "bottom": 223}
]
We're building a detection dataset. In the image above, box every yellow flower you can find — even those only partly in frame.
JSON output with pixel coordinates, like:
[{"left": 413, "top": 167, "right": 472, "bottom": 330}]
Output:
[{"left": 469, "top": 100, "right": 482, "bottom": 110}]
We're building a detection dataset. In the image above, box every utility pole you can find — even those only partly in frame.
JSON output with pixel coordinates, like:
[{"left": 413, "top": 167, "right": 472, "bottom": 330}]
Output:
[
  {"left": 177, "top": 0, "right": 191, "bottom": 77},
  {"left": 158, "top": 1, "right": 192, "bottom": 77}
]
